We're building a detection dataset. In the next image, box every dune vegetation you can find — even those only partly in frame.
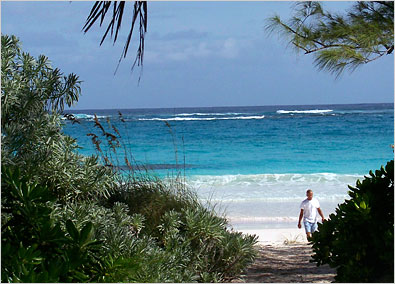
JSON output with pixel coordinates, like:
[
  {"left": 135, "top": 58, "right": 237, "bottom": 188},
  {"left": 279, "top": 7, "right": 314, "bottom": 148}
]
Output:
[
  {"left": 311, "top": 160, "right": 394, "bottom": 282},
  {"left": 1, "top": 34, "right": 258, "bottom": 283}
]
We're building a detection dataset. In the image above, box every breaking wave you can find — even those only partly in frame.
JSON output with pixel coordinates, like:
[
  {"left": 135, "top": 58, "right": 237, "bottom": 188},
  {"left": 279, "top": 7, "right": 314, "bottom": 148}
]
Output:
[
  {"left": 277, "top": 109, "right": 333, "bottom": 114},
  {"left": 62, "top": 113, "right": 109, "bottom": 120},
  {"left": 185, "top": 173, "right": 363, "bottom": 221},
  {"left": 176, "top": 112, "right": 245, "bottom": 116},
  {"left": 138, "top": 115, "right": 265, "bottom": 121},
  {"left": 187, "top": 173, "right": 362, "bottom": 202},
  {"left": 188, "top": 172, "right": 361, "bottom": 187}
]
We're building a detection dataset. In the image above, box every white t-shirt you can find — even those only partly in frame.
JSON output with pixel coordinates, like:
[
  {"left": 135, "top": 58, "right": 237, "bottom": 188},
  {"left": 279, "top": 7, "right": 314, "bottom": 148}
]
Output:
[{"left": 300, "top": 197, "right": 320, "bottom": 223}]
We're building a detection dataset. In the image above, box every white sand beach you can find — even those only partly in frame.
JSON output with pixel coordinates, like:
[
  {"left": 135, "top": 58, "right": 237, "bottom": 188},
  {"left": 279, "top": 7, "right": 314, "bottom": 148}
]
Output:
[
  {"left": 239, "top": 227, "right": 308, "bottom": 245},
  {"left": 232, "top": 227, "right": 336, "bottom": 283}
]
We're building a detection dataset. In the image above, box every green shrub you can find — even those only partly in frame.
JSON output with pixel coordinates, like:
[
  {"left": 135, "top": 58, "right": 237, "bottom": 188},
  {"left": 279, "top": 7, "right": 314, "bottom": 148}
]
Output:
[
  {"left": 154, "top": 206, "right": 258, "bottom": 282},
  {"left": 311, "top": 160, "right": 394, "bottom": 282},
  {"left": 80, "top": 107, "right": 259, "bottom": 281},
  {"left": 104, "top": 175, "right": 198, "bottom": 235},
  {"left": 1, "top": 34, "right": 114, "bottom": 202},
  {"left": 1, "top": 34, "right": 258, "bottom": 282},
  {"left": 51, "top": 200, "right": 148, "bottom": 259},
  {"left": 101, "top": 177, "right": 258, "bottom": 282},
  {"left": 1, "top": 166, "right": 106, "bottom": 282}
]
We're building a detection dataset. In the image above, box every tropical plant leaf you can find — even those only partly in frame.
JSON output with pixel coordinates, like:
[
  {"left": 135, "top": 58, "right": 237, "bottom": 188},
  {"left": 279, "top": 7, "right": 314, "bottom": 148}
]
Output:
[
  {"left": 66, "top": 219, "right": 79, "bottom": 241},
  {"left": 79, "top": 222, "right": 94, "bottom": 246},
  {"left": 83, "top": 1, "right": 148, "bottom": 75}
]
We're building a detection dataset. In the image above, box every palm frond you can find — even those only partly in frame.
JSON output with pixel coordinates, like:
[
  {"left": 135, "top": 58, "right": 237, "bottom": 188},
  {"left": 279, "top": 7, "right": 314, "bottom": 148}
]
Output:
[{"left": 83, "top": 1, "right": 148, "bottom": 75}]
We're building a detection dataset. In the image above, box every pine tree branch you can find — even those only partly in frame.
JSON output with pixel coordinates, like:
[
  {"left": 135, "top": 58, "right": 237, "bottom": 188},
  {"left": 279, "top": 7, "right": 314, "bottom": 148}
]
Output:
[
  {"left": 302, "top": 44, "right": 355, "bottom": 54},
  {"left": 276, "top": 20, "right": 327, "bottom": 49},
  {"left": 267, "top": 1, "right": 393, "bottom": 77},
  {"left": 374, "top": 1, "right": 394, "bottom": 10}
]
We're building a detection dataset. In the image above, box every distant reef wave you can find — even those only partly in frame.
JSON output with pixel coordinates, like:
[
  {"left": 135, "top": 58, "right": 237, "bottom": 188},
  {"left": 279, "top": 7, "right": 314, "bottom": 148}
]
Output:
[
  {"left": 276, "top": 109, "right": 333, "bottom": 114},
  {"left": 138, "top": 115, "right": 265, "bottom": 121},
  {"left": 62, "top": 113, "right": 108, "bottom": 120},
  {"left": 176, "top": 112, "right": 245, "bottom": 116}
]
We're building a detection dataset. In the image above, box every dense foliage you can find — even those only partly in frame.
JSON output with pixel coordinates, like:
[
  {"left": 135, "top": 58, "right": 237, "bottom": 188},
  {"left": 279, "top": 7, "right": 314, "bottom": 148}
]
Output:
[
  {"left": 1, "top": 34, "right": 258, "bottom": 282},
  {"left": 1, "top": 35, "right": 114, "bottom": 202},
  {"left": 267, "top": 1, "right": 394, "bottom": 77},
  {"left": 1, "top": 166, "right": 105, "bottom": 282},
  {"left": 311, "top": 160, "right": 394, "bottom": 282}
]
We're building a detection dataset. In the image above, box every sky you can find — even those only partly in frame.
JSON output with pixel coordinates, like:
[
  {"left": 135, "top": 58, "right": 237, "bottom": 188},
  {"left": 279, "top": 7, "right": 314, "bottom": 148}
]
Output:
[{"left": 1, "top": 1, "right": 394, "bottom": 110}]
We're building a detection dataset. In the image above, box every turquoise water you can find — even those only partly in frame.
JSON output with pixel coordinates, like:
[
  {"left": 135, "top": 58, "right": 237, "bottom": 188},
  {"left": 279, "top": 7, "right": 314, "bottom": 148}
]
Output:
[{"left": 64, "top": 103, "right": 394, "bottom": 227}]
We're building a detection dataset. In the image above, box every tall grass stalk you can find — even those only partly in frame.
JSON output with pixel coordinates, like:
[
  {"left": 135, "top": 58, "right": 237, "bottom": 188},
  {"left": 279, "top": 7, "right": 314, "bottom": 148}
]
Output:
[{"left": 77, "top": 114, "right": 259, "bottom": 281}]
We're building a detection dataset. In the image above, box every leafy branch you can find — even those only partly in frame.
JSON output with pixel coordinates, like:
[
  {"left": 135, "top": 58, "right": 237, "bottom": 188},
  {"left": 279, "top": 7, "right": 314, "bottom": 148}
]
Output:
[{"left": 266, "top": 1, "right": 394, "bottom": 77}]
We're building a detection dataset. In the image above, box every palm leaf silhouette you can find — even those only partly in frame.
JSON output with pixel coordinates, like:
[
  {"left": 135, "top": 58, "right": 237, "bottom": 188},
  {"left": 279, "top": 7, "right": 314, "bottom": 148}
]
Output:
[{"left": 83, "top": 1, "right": 147, "bottom": 76}]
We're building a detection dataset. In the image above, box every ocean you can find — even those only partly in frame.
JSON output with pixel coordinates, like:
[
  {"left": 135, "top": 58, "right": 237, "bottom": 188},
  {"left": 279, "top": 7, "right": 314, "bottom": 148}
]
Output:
[{"left": 63, "top": 103, "right": 394, "bottom": 229}]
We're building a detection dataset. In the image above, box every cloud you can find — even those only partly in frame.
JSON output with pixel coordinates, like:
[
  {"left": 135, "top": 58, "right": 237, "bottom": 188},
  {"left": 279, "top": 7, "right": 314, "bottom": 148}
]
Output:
[
  {"left": 145, "top": 37, "right": 243, "bottom": 63},
  {"left": 150, "top": 29, "right": 209, "bottom": 41},
  {"left": 221, "top": 38, "right": 239, "bottom": 59},
  {"left": 145, "top": 42, "right": 210, "bottom": 62}
]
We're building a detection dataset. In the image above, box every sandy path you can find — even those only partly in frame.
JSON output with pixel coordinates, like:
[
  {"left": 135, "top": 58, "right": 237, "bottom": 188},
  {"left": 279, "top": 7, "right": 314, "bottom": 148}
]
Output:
[{"left": 232, "top": 243, "right": 335, "bottom": 283}]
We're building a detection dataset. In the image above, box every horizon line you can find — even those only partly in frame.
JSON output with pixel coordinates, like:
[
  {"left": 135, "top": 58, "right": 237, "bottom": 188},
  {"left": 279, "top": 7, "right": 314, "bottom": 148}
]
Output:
[{"left": 65, "top": 102, "right": 394, "bottom": 112}]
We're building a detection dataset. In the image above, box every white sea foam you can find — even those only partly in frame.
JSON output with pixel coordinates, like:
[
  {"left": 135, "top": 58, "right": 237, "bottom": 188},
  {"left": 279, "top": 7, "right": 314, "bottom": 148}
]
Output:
[
  {"left": 186, "top": 173, "right": 362, "bottom": 222},
  {"left": 67, "top": 114, "right": 108, "bottom": 120},
  {"left": 187, "top": 173, "right": 362, "bottom": 203},
  {"left": 138, "top": 115, "right": 265, "bottom": 121},
  {"left": 188, "top": 173, "right": 360, "bottom": 187},
  {"left": 276, "top": 109, "right": 333, "bottom": 114},
  {"left": 176, "top": 112, "right": 245, "bottom": 116}
]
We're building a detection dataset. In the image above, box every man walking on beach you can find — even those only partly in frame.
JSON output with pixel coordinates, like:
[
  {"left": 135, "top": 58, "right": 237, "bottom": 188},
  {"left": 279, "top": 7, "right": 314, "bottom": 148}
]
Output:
[{"left": 298, "top": 189, "right": 325, "bottom": 240}]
